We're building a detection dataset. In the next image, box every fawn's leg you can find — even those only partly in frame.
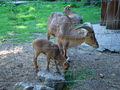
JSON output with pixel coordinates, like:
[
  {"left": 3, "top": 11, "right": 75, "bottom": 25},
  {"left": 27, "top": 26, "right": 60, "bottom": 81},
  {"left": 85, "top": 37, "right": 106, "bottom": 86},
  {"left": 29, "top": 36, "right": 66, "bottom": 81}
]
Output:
[
  {"left": 46, "top": 56, "right": 50, "bottom": 72},
  {"left": 33, "top": 50, "right": 40, "bottom": 72}
]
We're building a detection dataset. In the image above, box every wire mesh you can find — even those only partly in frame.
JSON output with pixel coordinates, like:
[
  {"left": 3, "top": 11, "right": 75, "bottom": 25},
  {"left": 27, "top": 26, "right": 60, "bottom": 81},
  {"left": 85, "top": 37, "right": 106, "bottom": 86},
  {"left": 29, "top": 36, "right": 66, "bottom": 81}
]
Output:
[{"left": 0, "top": 0, "right": 120, "bottom": 90}]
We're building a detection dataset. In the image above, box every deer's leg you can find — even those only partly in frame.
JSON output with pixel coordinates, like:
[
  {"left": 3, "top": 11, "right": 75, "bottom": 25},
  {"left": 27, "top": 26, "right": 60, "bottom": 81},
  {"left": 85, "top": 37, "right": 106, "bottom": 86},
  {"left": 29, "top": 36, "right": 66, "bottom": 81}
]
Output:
[
  {"left": 33, "top": 50, "right": 40, "bottom": 72},
  {"left": 63, "top": 42, "right": 69, "bottom": 59},
  {"left": 47, "top": 33, "right": 50, "bottom": 40},
  {"left": 57, "top": 41, "right": 64, "bottom": 55},
  {"left": 46, "top": 55, "right": 50, "bottom": 72},
  {"left": 61, "top": 48, "right": 64, "bottom": 56},
  {"left": 64, "top": 48, "right": 68, "bottom": 59}
]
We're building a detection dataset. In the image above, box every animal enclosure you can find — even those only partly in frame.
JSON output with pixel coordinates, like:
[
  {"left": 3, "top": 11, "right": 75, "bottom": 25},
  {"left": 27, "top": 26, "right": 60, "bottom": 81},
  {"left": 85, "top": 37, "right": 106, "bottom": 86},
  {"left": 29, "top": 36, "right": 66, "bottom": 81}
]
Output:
[{"left": 0, "top": 0, "right": 120, "bottom": 90}]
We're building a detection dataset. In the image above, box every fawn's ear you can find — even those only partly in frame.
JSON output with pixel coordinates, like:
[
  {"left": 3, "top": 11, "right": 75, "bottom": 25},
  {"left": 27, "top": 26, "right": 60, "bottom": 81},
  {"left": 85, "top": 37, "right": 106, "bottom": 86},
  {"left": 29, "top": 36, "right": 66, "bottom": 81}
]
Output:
[
  {"left": 63, "top": 61, "right": 69, "bottom": 66},
  {"left": 67, "top": 57, "right": 71, "bottom": 63},
  {"left": 63, "top": 62, "right": 67, "bottom": 66}
]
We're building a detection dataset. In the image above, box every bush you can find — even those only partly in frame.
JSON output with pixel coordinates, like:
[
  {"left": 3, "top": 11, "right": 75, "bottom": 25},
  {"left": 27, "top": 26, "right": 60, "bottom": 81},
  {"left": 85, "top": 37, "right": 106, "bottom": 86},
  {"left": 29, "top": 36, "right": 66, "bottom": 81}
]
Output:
[
  {"left": 12, "top": 0, "right": 57, "bottom": 1},
  {"left": 46, "top": 0, "right": 56, "bottom": 1},
  {"left": 84, "top": 0, "right": 101, "bottom": 6}
]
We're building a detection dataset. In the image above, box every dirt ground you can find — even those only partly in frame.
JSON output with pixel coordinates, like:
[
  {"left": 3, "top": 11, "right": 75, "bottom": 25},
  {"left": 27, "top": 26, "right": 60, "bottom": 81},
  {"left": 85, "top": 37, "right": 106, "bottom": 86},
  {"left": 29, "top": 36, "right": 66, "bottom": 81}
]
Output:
[{"left": 0, "top": 33, "right": 120, "bottom": 90}]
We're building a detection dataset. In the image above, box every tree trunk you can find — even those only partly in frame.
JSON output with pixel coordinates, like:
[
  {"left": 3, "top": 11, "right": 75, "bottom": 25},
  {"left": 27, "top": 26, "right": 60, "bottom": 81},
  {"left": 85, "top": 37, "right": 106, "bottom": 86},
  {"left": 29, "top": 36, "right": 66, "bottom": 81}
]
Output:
[
  {"left": 115, "top": 1, "right": 120, "bottom": 29},
  {"left": 106, "top": 0, "right": 118, "bottom": 29},
  {"left": 101, "top": 0, "right": 107, "bottom": 26},
  {"left": 101, "top": 0, "right": 120, "bottom": 29}
]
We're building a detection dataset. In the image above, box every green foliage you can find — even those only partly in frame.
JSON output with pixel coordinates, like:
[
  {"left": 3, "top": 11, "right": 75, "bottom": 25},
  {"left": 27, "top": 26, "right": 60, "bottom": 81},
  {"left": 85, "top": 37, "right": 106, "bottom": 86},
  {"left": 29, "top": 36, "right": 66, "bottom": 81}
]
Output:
[
  {"left": 12, "top": 0, "right": 57, "bottom": 1},
  {"left": 84, "top": 0, "right": 101, "bottom": 6},
  {"left": 65, "top": 69, "right": 93, "bottom": 89},
  {"left": 0, "top": 1, "right": 100, "bottom": 42},
  {"left": 94, "top": 0, "right": 101, "bottom": 6},
  {"left": 44, "top": 0, "right": 56, "bottom": 1}
]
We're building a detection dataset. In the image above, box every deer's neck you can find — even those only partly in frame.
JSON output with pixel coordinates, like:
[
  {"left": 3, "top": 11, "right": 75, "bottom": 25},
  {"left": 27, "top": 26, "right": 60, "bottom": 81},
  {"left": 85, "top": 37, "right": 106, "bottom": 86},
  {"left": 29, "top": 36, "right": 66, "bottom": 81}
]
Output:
[{"left": 58, "top": 34, "right": 85, "bottom": 42}]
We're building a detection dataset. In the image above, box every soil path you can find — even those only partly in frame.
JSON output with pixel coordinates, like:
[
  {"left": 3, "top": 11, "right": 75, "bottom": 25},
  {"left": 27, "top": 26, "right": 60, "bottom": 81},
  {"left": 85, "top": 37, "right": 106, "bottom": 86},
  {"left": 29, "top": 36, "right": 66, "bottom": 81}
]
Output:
[
  {"left": 0, "top": 40, "right": 120, "bottom": 90},
  {"left": 0, "top": 28, "right": 120, "bottom": 89}
]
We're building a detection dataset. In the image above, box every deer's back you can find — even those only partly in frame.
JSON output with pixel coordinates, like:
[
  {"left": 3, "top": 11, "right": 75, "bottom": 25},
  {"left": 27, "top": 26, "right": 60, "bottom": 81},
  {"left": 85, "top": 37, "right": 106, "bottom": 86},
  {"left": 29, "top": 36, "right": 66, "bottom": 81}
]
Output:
[{"left": 32, "top": 39, "right": 60, "bottom": 56}]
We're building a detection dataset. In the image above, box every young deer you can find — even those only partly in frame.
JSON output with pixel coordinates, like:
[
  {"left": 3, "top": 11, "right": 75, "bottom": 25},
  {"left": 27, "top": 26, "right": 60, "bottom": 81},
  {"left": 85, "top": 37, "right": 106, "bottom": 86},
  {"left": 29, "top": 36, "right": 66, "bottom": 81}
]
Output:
[{"left": 32, "top": 39, "right": 69, "bottom": 73}]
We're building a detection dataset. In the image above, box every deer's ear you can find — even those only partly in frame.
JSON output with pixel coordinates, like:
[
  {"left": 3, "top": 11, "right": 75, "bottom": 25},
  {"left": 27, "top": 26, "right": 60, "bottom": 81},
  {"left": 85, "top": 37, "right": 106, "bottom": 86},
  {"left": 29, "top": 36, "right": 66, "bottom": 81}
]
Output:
[
  {"left": 64, "top": 60, "right": 70, "bottom": 65},
  {"left": 65, "top": 5, "right": 71, "bottom": 10},
  {"left": 67, "top": 5, "right": 71, "bottom": 8},
  {"left": 67, "top": 5, "right": 71, "bottom": 9}
]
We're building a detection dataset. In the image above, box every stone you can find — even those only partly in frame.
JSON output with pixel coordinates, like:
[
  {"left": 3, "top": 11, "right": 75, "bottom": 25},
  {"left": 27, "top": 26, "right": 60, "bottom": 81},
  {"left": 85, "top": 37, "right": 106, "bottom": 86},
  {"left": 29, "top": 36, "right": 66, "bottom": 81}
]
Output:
[
  {"left": 14, "top": 82, "right": 54, "bottom": 90},
  {"left": 34, "top": 85, "right": 54, "bottom": 90},
  {"left": 37, "top": 70, "right": 66, "bottom": 90},
  {"left": 99, "top": 73, "right": 104, "bottom": 78}
]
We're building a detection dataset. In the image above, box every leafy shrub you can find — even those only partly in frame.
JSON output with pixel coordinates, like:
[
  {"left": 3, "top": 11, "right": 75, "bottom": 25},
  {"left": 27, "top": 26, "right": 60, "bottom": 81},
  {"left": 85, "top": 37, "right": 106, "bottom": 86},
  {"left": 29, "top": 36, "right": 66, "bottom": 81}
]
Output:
[
  {"left": 44, "top": 0, "right": 56, "bottom": 1},
  {"left": 84, "top": 0, "right": 101, "bottom": 6},
  {"left": 70, "top": 3, "right": 79, "bottom": 8}
]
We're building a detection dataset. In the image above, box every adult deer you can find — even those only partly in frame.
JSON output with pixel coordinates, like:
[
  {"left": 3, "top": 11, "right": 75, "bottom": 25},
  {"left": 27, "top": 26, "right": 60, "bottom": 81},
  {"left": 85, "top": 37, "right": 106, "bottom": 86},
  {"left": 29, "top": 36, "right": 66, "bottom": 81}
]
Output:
[
  {"left": 56, "top": 15, "right": 99, "bottom": 59},
  {"left": 47, "top": 12, "right": 64, "bottom": 40},
  {"left": 47, "top": 6, "right": 83, "bottom": 40}
]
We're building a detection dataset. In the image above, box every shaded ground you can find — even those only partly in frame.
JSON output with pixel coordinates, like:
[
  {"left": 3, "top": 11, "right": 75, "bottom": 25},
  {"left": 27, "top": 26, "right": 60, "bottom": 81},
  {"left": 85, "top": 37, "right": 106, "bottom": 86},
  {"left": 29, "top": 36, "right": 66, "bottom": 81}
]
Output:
[
  {"left": 68, "top": 46, "right": 120, "bottom": 90},
  {"left": 0, "top": 25, "right": 120, "bottom": 90},
  {"left": 94, "top": 24, "right": 120, "bottom": 52}
]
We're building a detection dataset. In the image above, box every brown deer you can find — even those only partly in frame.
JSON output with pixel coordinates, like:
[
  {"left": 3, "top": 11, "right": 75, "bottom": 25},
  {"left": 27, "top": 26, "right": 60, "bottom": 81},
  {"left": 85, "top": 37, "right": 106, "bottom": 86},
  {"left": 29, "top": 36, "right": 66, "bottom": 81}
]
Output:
[
  {"left": 56, "top": 16, "right": 99, "bottom": 59},
  {"left": 47, "top": 12, "right": 64, "bottom": 40},
  {"left": 47, "top": 6, "right": 83, "bottom": 40},
  {"left": 63, "top": 5, "right": 83, "bottom": 25},
  {"left": 32, "top": 39, "right": 69, "bottom": 73}
]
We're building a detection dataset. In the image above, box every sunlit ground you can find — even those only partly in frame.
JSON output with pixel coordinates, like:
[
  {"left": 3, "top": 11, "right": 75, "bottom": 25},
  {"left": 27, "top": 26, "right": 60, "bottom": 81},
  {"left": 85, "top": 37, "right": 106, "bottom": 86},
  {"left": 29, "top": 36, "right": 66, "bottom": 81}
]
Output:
[{"left": 0, "top": 47, "right": 23, "bottom": 59}]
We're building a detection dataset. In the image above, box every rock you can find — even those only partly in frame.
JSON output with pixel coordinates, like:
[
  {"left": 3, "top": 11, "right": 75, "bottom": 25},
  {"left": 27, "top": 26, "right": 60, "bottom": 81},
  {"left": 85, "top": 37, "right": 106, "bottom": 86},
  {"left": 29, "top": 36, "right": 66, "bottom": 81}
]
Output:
[
  {"left": 34, "top": 85, "right": 54, "bottom": 90},
  {"left": 17, "top": 63, "right": 23, "bottom": 68},
  {"left": 0, "top": 87, "right": 7, "bottom": 90},
  {"left": 24, "top": 86, "right": 34, "bottom": 90},
  {"left": 99, "top": 73, "right": 104, "bottom": 78},
  {"left": 14, "top": 82, "right": 33, "bottom": 90},
  {"left": 37, "top": 70, "right": 66, "bottom": 90},
  {"left": 111, "top": 73, "right": 116, "bottom": 77},
  {"left": 14, "top": 82, "right": 54, "bottom": 90}
]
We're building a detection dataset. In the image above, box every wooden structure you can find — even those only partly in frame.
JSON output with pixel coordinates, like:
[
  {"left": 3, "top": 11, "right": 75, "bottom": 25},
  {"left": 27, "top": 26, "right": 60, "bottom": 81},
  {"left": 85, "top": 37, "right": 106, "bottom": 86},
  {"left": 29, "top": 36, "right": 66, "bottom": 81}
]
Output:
[{"left": 101, "top": 0, "right": 120, "bottom": 29}]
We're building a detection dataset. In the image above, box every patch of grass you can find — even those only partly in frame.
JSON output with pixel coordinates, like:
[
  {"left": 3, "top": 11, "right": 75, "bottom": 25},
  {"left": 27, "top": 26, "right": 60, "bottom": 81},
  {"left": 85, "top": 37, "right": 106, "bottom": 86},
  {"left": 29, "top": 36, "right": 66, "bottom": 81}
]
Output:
[
  {"left": 65, "top": 69, "right": 93, "bottom": 90},
  {"left": 0, "top": 1, "right": 100, "bottom": 42}
]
